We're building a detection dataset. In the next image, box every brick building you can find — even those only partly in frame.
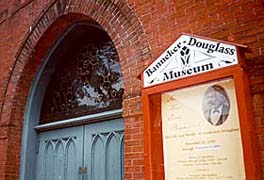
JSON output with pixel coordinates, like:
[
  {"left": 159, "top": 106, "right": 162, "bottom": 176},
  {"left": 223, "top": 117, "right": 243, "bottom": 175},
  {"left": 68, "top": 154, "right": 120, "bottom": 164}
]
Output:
[{"left": 0, "top": 0, "right": 263, "bottom": 180}]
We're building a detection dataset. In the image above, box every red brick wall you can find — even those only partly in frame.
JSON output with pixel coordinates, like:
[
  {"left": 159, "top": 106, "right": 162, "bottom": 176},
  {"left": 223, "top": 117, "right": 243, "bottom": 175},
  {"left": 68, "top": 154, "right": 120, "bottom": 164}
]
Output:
[{"left": 0, "top": 0, "right": 263, "bottom": 180}]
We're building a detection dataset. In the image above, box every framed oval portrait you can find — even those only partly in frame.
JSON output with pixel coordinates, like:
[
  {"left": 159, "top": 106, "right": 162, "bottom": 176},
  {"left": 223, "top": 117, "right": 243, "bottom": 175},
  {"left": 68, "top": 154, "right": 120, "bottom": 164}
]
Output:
[{"left": 202, "top": 85, "right": 230, "bottom": 126}]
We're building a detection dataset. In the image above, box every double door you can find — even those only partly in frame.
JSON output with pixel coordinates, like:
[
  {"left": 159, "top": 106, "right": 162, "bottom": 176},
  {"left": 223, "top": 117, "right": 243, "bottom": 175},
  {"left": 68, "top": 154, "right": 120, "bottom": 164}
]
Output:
[{"left": 36, "top": 118, "right": 124, "bottom": 180}]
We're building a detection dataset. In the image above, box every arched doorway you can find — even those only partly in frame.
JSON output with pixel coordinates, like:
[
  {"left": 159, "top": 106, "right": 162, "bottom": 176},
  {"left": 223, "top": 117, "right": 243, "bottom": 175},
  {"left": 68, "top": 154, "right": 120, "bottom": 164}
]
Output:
[{"left": 20, "top": 21, "right": 124, "bottom": 180}]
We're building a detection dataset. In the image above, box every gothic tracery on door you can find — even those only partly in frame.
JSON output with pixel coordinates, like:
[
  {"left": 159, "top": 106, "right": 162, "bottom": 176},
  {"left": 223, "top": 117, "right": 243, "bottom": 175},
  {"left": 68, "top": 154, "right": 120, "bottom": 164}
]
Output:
[{"left": 36, "top": 119, "right": 124, "bottom": 180}]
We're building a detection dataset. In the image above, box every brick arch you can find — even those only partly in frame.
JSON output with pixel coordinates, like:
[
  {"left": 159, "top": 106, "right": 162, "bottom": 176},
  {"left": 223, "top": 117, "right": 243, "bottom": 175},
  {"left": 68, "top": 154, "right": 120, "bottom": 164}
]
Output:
[{"left": 0, "top": 0, "right": 151, "bottom": 179}]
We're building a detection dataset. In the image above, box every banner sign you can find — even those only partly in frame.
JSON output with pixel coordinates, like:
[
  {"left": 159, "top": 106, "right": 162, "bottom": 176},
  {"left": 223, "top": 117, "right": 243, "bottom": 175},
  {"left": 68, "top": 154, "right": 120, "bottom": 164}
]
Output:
[
  {"left": 143, "top": 35, "right": 238, "bottom": 87},
  {"left": 162, "top": 78, "right": 245, "bottom": 180}
]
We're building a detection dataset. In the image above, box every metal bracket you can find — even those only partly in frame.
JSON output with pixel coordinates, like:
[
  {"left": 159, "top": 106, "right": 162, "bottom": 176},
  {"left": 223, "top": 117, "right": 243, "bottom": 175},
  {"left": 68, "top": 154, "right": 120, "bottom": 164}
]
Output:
[{"left": 79, "top": 167, "right": 87, "bottom": 174}]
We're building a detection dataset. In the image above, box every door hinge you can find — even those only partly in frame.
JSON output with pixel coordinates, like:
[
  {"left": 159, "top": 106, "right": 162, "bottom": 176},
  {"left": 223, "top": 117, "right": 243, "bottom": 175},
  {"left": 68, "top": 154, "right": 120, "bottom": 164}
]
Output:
[{"left": 36, "top": 137, "right": 40, "bottom": 154}]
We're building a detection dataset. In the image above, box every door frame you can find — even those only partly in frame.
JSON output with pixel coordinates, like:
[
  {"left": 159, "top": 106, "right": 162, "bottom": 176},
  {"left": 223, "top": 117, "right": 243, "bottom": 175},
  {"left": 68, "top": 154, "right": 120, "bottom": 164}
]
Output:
[{"left": 19, "top": 22, "right": 123, "bottom": 180}]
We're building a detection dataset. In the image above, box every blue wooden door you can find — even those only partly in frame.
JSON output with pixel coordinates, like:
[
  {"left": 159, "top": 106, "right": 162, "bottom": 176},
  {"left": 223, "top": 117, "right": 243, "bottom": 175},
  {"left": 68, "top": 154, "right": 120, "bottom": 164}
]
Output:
[
  {"left": 84, "top": 118, "right": 124, "bottom": 180},
  {"left": 36, "top": 118, "right": 124, "bottom": 180},
  {"left": 36, "top": 126, "right": 84, "bottom": 180}
]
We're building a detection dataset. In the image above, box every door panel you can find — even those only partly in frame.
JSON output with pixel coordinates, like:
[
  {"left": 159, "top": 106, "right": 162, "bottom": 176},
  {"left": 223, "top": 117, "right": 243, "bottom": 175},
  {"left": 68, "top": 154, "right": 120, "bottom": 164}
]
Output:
[
  {"left": 55, "top": 141, "right": 64, "bottom": 180},
  {"left": 84, "top": 118, "right": 124, "bottom": 180},
  {"left": 36, "top": 126, "right": 83, "bottom": 180},
  {"left": 106, "top": 132, "right": 123, "bottom": 180},
  {"left": 91, "top": 135, "right": 105, "bottom": 180}
]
